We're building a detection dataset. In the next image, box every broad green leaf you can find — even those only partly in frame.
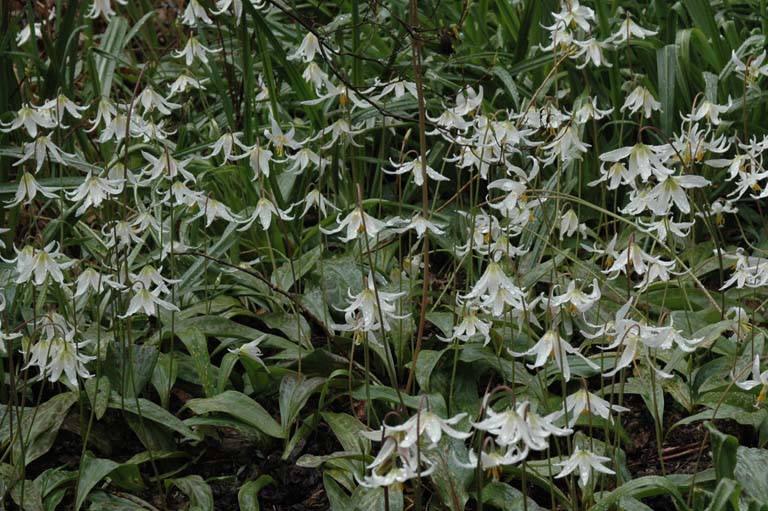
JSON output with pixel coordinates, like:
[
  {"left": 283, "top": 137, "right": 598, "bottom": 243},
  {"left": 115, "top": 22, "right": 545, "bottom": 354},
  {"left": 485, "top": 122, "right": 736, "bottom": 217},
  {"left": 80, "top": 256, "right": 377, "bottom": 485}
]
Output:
[
  {"left": 321, "top": 412, "right": 370, "bottom": 454},
  {"left": 177, "top": 327, "right": 215, "bottom": 397},
  {"left": 107, "top": 392, "right": 201, "bottom": 442},
  {"left": 238, "top": 476, "right": 275, "bottom": 511},
  {"left": 167, "top": 475, "right": 213, "bottom": 511},
  {"left": 185, "top": 390, "right": 285, "bottom": 439},
  {"left": 84, "top": 376, "right": 110, "bottom": 421},
  {"left": 279, "top": 374, "right": 326, "bottom": 431}
]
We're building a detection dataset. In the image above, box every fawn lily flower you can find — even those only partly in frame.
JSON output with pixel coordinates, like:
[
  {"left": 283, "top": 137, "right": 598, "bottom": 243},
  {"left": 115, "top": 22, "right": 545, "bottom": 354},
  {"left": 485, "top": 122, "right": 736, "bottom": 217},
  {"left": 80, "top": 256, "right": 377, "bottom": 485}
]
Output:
[
  {"left": 14, "top": 134, "right": 76, "bottom": 172},
  {"left": 731, "top": 50, "right": 768, "bottom": 84},
  {"left": 314, "top": 118, "right": 365, "bottom": 149},
  {"left": 41, "top": 94, "right": 88, "bottom": 124},
  {"left": 0, "top": 103, "right": 56, "bottom": 137},
  {"left": 509, "top": 329, "right": 599, "bottom": 382},
  {"left": 86, "top": 0, "right": 127, "bottom": 18},
  {"left": 193, "top": 196, "right": 241, "bottom": 227},
  {"left": 551, "top": 0, "right": 594, "bottom": 31},
  {"left": 455, "top": 444, "right": 529, "bottom": 475},
  {"left": 288, "top": 32, "right": 323, "bottom": 62},
  {"left": 622, "top": 86, "right": 661, "bottom": 118},
  {"left": 725, "top": 306, "right": 751, "bottom": 340},
  {"left": 24, "top": 334, "right": 95, "bottom": 387},
  {"left": 646, "top": 174, "right": 710, "bottom": 215},
  {"left": 74, "top": 267, "right": 123, "bottom": 297},
  {"left": 473, "top": 399, "right": 571, "bottom": 451},
  {"left": 552, "top": 388, "right": 630, "bottom": 428},
  {"left": 140, "top": 151, "right": 196, "bottom": 183},
  {"left": 87, "top": 98, "right": 117, "bottom": 133},
  {"left": 182, "top": 0, "right": 213, "bottom": 25},
  {"left": 228, "top": 335, "right": 268, "bottom": 370},
  {"left": 206, "top": 132, "right": 245, "bottom": 161},
  {"left": 11, "top": 242, "right": 74, "bottom": 285},
  {"left": 438, "top": 304, "right": 491, "bottom": 345},
  {"left": 599, "top": 142, "right": 672, "bottom": 183},
  {"left": 213, "top": 0, "right": 242, "bottom": 18},
  {"left": 573, "top": 38, "right": 611, "bottom": 68},
  {"left": 67, "top": 172, "right": 123, "bottom": 216},
  {"left": 461, "top": 261, "right": 525, "bottom": 317},
  {"left": 384, "top": 156, "right": 448, "bottom": 187},
  {"left": 639, "top": 217, "right": 693, "bottom": 242},
  {"left": 386, "top": 410, "right": 471, "bottom": 449},
  {"left": 335, "top": 273, "right": 408, "bottom": 332},
  {"left": 608, "top": 17, "right": 657, "bottom": 44},
  {"left": 357, "top": 449, "right": 435, "bottom": 488},
  {"left": 299, "top": 189, "right": 338, "bottom": 218},
  {"left": 302, "top": 62, "right": 330, "bottom": 91},
  {"left": 174, "top": 36, "right": 220, "bottom": 66},
  {"left": 238, "top": 197, "right": 294, "bottom": 231},
  {"left": 6, "top": 172, "right": 60, "bottom": 206},
  {"left": 286, "top": 147, "right": 328, "bottom": 174},
  {"left": 684, "top": 98, "right": 732, "bottom": 125},
  {"left": 573, "top": 97, "right": 613, "bottom": 123},
  {"left": 556, "top": 447, "right": 614, "bottom": 488},
  {"left": 541, "top": 126, "right": 591, "bottom": 165},
  {"left": 137, "top": 87, "right": 180, "bottom": 115},
  {"left": 168, "top": 73, "right": 207, "bottom": 95},
  {"left": 163, "top": 180, "right": 201, "bottom": 207},
  {"left": 550, "top": 279, "right": 601, "bottom": 314},
  {"left": 393, "top": 214, "right": 446, "bottom": 239},
  {"left": 558, "top": 209, "right": 586, "bottom": 240},
  {"left": 16, "top": 23, "right": 42, "bottom": 46},
  {"left": 102, "top": 220, "right": 143, "bottom": 249},
  {"left": 236, "top": 142, "right": 272, "bottom": 179},
  {"left": 121, "top": 284, "right": 179, "bottom": 318},
  {"left": 264, "top": 118, "right": 302, "bottom": 156},
  {"left": 375, "top": 79, "right": 418, "bottom": 100},
  {"left": 131, "top": 265, "right": 179, "bottom": 296},
  {"left": 321, "top": 207, "right": 390, "bottom": 242},
  {"left": 453, "top": 86, "right": 484, "bottom": 116},
  {"left": 734, "top": 355, "right": 768, "bottom": 406}
]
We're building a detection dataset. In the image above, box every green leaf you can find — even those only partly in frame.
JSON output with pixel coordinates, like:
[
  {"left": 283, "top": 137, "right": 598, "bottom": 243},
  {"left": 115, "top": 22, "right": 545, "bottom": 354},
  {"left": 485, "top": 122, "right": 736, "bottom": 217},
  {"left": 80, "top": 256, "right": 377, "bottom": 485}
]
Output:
[
  {"left": 591, "top": 476, "right": 689, "bottom": 511},
  {"left": 705, "top": 478, "right": 740, "bottom": 511},
  {"left": 11, "top": 392, "right": 78, "bottom": 465},
  {"left": 75, "top": 454, "right": 129, "bottom": 511},
  {"left": 238, "top": 476, "right": 275, "bottom": 511},
  {"left": 177, "top": 328, "right": 215, "bottom": 397},
  {"left": 84, "top": 376, "right": 111, "bottom": 421},
  {"left": 481, "top": 481, "right": 541, "bottom": 510},
  {"left": 657, "top": 44, "right": 677, "bottom": 134},
  {"left": 279, "top": 375, "right": 326, "bottom": 432},
  {"left": 107, "top": 393, "right": 201, "bottom": 442},
  {"left": 167, "top": 475, "right": 213, "bottom": 511},
  {"left": 321, "top": 412, "right": 370, "bottom": 454},
  {"left": 185, "top": 391, "right": 285, "bottom": 439},
  {"left": 736, "top": 446, "right": 768, "bottom": 502},
  {"left": 705, "top": 422, "right": 737, "bottom": 480}
]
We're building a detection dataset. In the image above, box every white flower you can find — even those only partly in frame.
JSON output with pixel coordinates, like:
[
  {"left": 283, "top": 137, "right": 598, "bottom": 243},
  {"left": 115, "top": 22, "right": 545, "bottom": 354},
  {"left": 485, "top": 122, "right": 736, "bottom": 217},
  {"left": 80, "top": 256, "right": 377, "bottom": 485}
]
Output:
[
  {"left": 86, "top": 0, "right": 127, "bottom": 18},
  {"left": 205, "top": 132, "right": 245, "bottom": 161},
  {"left": 549, "top": 279, "right": 601, "bottom": 314},
  {"left": 213, "top": 0, "right": 242, "bottom": 19},
  {"left": 646, "top": 174, "right": 710, "bottom": 215},
  {"left": 16, "top": 23, "right": 42, "bottom": 46},
  {"left": 335, "top": 273, "right": 408, "bottom": 333},
  {"left": 264, "top": 117, "right": 302, "bottom": 156},
  {"left": 302, "top": 62, "right": 330, "bottom": 91},
  {"left": 509, "top": 329, "right": 598, "bottom": 382},
  {"left": 174, "top": 36, "right": 220, "bottom": 66},
  {"left": 24, "top": 334, "right": 95, "bottom": 387},
  {"left": 121, "top": 284, "right": 180, "bottom": 318},
  {"left": 555, "top": 447, "right": 615, "bottom": 488},
  {"left": 608, "top": 17, "right": 657, "bottom": 44},
  {"left": 14, "top": 134, "right": 76, "bottom": 172},
  {"left": 622, "top": 86, "right": 661, "bottom": 118},
  {"left": 460, "top": 261, "right": 525, "bottom": 317},
  {"left": 140, "top": 151, "right": 196, "bottom": 183},
  {"left": 383, "top": 410, "right": 470, "bottom": 449},
  {"left": 320, "top": 207, "right": 391, "bottom": 242},
  {"left": 472, "top": 399, "right": 571, "bottom": 451},
  {"left": 182, "top": 0, "right": 214, "bottom": 25},
  {"left": 237, "top": 143, "right": 272, "bottom": 179},
  {"left": 168, "top": 73, "right": 207, "bottom": 95},
  {"left": 66, "top": 172, "right": 123, "bottom": 216},
  {"left": 87, "top": 98, "right": 117, "bottom": 133},
  {"left": 573, "top": 38, "right": 611, "bottom": 68},
  {"left": 438, "top": 304, "right": 491, "bottom": 345},
  {"left": 193, "top": 196, "right": 241, "bottom": 227},
  {"left": 558, "top": 209, "right": 585, "bottom": 240},
  {"left": 299, "top": 189, "right": 338, "bottom": 218},
  {"left": 392, "top": 214, "right": 446, "bottom": 239},
  {"left": 6, "top": 172, "right": 60, "bottom": 206},
  {"left": 731, "top": 50, "right": 768, "bottom": 84},
  {"left": 41, "top": 94, "right": 88, "bottom": 123},
  {"left": 137, "top": 87, "right": 180, "bottom": 115},
  {"left": 228, "top": 335, "right": 268, "bottom": 369},
  {"left": 455, "top": 445, "right": 529, "bottom": 473},
  {"left": 74, "top": 267, "right": 123, "bottom": 297},
  {"left": 0, "top": 103, "right": 56, "bottom": 137},
  {"left": 10, "top": 242, "right": 74, "bottom": 285},
  {"left": 238, "top": 197, "right": 294, "bottom": 231},
  {"left": 551, "top": 388, "right": 630, "bottom": 428},
  {"left": 684, "top": 98, "right": 732, "bottom": 125},
  {"left": 288, "top": 32, "right": 323, "bottom": 62},
  {"left": 734, "top": 356, "right": 768, "bottom": 406},
  {"left": 383, "top": 155, "right": 448, "bottom": 187},
  {"left": 598, "top": 142, "right": 671, "bottom": 183}
]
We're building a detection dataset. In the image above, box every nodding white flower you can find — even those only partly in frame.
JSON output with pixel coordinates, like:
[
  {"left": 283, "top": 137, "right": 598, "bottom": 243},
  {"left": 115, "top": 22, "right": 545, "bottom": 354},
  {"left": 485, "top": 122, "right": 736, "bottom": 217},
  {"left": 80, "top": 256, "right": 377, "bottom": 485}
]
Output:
[
  {"left": 555, "top": 447, "right": 615, "bottom": 488},
  {"left": 74, "top": 267, "right": 123, "bottom": 297},
  {"left": 725, "top": 306, "right": 751, "bottom": 340},
  {"left": 472, "top": 399, "right": 571, "bottom": 451},
  {"left": 608, "top": 17, "right": 657, "bottom": 44},
  {"left": 392, "top": 214, "right": 446, "bottom": 239},
  {"left": 102, "top": 220, "right": 143, "bottom": 249},
  {"left": 286, "top": 146, "right": 328, "bottom": 174},
  {"left": 509, "top": 329, "right": 599, "bottom": 382},
  {"left": 558, "top": 209, "right": 586, "bottom": 240},
  {"left": 182, "top": 0, "right": 213, "bottom": 25},
  {"left": 6, "top": 172, "right": 60, "bottom": 207},
  {"left": 238, "top": 197, "right": 294, "bottom": 231},
  {"left": 455, "top": 444, "right": 529, "bottom": 475},
  {"left": 598, "top": 142, "right": 671, "bottom": 183},
  {"left": 173, "top": 36, "right": 220, "bottom": 66},
  {"left": 549, "top": 279, "right": 601, "bottom": 314},
  {"left": 299, "top": 189, "right": 338, "bottom": 218},
  {"left": 140, "top": 151, "right": 196, "bottom": 183},
  {"left": 453, "top": 86, "right": 484, "bottom": 116},
  {"left": 137, "top": 87, "right": 180, "bottom": 115},
  {"left": 16, "top": 22, "right": 42, "bottom": 46},
  {"left": 41, "top": 94, "right": 88, "bottom": 124},
  {"left": 213, "top": 0, "right": 243, "bottom": 19},
  {"left": 731, "top": 50, "right": 768, "bottom": 84},
  {"left": 131, "top": 265, "right": 179, "bottom": 295},
  {"left": 87, "top": 98, "right": 119, "bottom": 135},
  {"left": 66, "top": 172, "right": 123, "bottom": 216},
  {"left": 438, "top": 304, "right": 492, "bottom": 345},
  {"left": 646, "top": 174, "right": 710, "bottom": 215},
  {"left": 14, "top": 134, "right": 76, "bottom": 172},
  {"left": 460, "top": 261, "right": 525, "bottom": 317},
  {"left": 193, "top": 196, "right": 241, "bottom": 227},
  {"left": 121, "top": 283, "right": 180, "bottom": 318},
  {"left": 334, "top": 273, "right": 408, "bottom": 333},
  {"left": 310, "top": 118, "right": 365, "bottom": 149},
  {"left": 697, "top": 198, "right": 738, "bottom": 226},
  {"left": 162, "top": 180, "right": 201, "bottom": 207},
  {"left": 86, "top": 0, "right": 127, "bottom": 18},
  {"left": 622, "top": 86, "right": 662, "bottom": 118},
  {"left": 541, "top": 125, "right": 591, "bottom": 165},
  {"left": 228, "top": 335, "right": 268, "bottom": 369},
  {"left": 383, "top": 410, "right": 470, "bottom": 449},
  {"left": 373, "top": 78, "right": 418, "bottom": 100},
  {"left": 551, "top": 0, "right": 595, "bottom": 31},
  {"left": 383, "top": 155, "right": 448, "bottom": 187},
  {"left": 684, "top": 97, "right": 732, "bottom": 125},
  {"left": 264, "top": 118, "right": 302, "bottom": 156},
  {"left": 734, "top": 356, "right": 768, "bottom": 406},
  {"left": 168, "top": 72, "right": 207, "bottom": 96},
  {"left": 205, "top": 132, "right": 245, "bottom": 161},
  {"left": 573, "top": 97, "right": 613, "bottom": 123},
  {"left": 320, "top": 207, "right": 391, "bottom": 242},
  {"left": 426, "top": 108, "right": 473, "bottom": 133},
  {"left": 236, "top": 142, "right": 272, "bottom": 179},
  {"left": 0, "top": 103, "right": 56, "bottom": 137},
  {"left": 639, "top": 216, "right": 693, "bottom": 242},
  {"left": 288, "top": 32, "right": 323, "bottom": 62},
  {"left": 356, "top": 446, "right": 435, "bottom": 488},
  {"left": 131, "top": 210, "right": 161, "bottom": 233},
  {"left": 10, "top": 242, "right": 74, "bottom": 286},
  {"left": 573, "top": 38, "right": 611, "bottom": 68},
  {"left": 550, "top": 388, "right": 630, "bottom": 428},
  {"left": 24, "top": 334, "right": 95, "bottom": 387},
  {"left": 302, "top": 62, "right": 330, "bottom": 91}
]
